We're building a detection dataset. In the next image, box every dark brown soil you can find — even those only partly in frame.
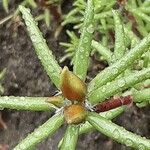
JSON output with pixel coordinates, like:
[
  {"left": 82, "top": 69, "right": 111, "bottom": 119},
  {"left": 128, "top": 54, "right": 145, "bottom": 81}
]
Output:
[{"left": 0, "top": 1, "right": 150, "bottom": 150}]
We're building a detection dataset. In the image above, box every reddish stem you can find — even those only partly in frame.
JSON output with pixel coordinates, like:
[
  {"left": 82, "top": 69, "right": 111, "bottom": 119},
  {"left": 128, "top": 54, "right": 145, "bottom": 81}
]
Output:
[{"left": 94, "top": 96, "right": 132, "bottom": 113}]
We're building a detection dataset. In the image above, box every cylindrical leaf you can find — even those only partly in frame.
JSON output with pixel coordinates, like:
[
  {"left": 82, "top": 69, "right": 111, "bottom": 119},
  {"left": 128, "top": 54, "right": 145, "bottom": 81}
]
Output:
[
  {"left": 60, "top": 125, "right": 79, "bottom": 150},
  {"left": 133, "top": 88, "right": 150, "bottom": 103},
  {"left": 113, "top": 10, "right": 126, "bottom": 61},
  {"left": 14, "top": 114, "right": 64, "bottom": 150},
  {"left": 88, "top": 33, "right": 150, "bottom": 92},
  {"left": 0, "top": 96, "right": 55, "bottom": 111},
  {"left": 79, "top": 107, "right": 125, "bottom": 135},
  {"left": 87, "top": 112, "right": 150, "bottom": 149},
  {"left": 19, "top": 5, "right": 61, "bottom": 88},
  {"left": 73, "top": 0, "right": 94, "bottom": 80},
  {"left": 88, "top": 68, "right": 150, "bottom": 104}
]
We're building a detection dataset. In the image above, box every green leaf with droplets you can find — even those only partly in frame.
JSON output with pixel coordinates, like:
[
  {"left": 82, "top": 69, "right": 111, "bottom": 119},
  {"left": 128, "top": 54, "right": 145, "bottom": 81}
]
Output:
[
  {"left": 133, "top": 88, "right": 150, "bottom": 103},
  {"left": 88, "top": 33, "right": 150, "bottom": 93},
  {"left": 112, "top": 10, "right": 126, "bottom": 61},
  {"left": 0, "top": 96, "right": 55, "bottom": 111},
  {"left": 87, "top": 112, "right": 150, "bottom": 149},
  {"left": 60, "top": 125, "right": 79, "bottom": 150},
  {"left": 73, "top": 0, "right": 94, "bottom": 80},
  {"left": 88, "top": 68, "right": 150, "bottom": 104},
  {"left": 14, "top": 114, "right": 64, "bottom": 150},
  {"left": 79, "top": 107, "right": 125, "bottom": 135},
  {"left": 19, "top": 5, "right": 62, "bottom": 89},
  {"left": 92, "top": 40, "right": 112, "bottom": 64}
]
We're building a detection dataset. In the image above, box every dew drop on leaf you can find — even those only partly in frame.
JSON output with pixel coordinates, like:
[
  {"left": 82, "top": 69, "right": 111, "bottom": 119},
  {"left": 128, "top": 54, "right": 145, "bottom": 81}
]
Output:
[
  {"left": 125, "top": 138, "right": 133, "bottom": 147},
  {"left": 33, "top": 130, "right": 41, "bottom": 138},
  {"left": 111, "top": 67, "right": 118, "bottom": 75},
  {"left": 138, "top": 143, "right": 146, "bottom": 150},
  {"left": 117, "top": 79, "right": 126, "bottom": 87},
  {"left": 83, "top": 37, "right": 88, "bottom": 43},
  {"left": 87, "top": 24, "right": 94, "bottom": 33},
  {"left": 26, "top": 20, "right": 31, "bottom": 26},
  {"left": 101, "top": 87, "right": 106, "bottom": 93},
  {"left": 113, "top": 129, "right": 120, "bottom": 139}
]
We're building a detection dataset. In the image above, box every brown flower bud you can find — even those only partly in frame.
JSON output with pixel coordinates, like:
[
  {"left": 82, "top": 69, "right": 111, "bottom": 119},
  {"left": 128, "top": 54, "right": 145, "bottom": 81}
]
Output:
[
  {"left": 64, "top": 104, "right": 87, "bottom": 124},
  {"left": 60, "top": 66, "right": 87, "bottom": 102},
  {"left": 46, "top": 95, "right": 64, "bottom": 107}
]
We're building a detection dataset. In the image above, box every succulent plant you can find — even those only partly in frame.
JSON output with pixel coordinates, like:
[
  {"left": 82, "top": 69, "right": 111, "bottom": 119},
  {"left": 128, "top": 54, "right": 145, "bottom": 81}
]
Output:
[{"left": 0, "top": 0, "right": 150, "bottom": 149}]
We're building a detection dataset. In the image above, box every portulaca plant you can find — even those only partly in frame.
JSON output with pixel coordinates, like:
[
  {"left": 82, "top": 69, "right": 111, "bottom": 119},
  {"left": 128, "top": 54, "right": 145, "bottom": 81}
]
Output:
[{"left": 0, "top": 0, "right": 150, "bottom": 149}]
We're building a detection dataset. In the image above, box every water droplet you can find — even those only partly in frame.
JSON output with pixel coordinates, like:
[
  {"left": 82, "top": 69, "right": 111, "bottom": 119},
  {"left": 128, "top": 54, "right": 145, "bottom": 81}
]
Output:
[
  {"left": 113, "top": 129, "right": 120, "bottom": 139},
  {"left": 125, "top": 138, "right": 133, "bottom": 147},
  {"left": 117, "top": 79, "right": 126, "bottom": 87},
  {"left": 26, "top": 20, "right": 31, "bottom": 26},
  {"left": 101, "top": 87, "right": 106, "bottom": 93},
  {"left": 31, "top": 34, "right": 38, "bottom": 43},
  {"left": 80, "top": 47, "right": 84, "bottom": 53},
  {"left": 20, "top": 97, "right": 25, "bottom": 101},
  {"left": 111, "top": 67, "right": 118, "bottom": 75},
  {"left": 138, "top": 143, "right": 146, "bottom": 150},
  {"left": 87, "top": 24, "right": 94, "bottom": 34},
  {"left": 96, "top": 94, "right": 99, "bottom": 98},
  {"left": 33, "top": 130, "right": 41, "bottom": 137},
  {"left": 26, "top": 8, "right": 31, "bottom": 13},
  {"left": 18, "top": 143, "right": 27, "bottom": 150},
  {"left": 4, "top": 96, "right": 9, "bottom": 101},
  {"left": 88, "top": 82, "right": 95, "bottom": 92},
  {"left": 83, "top": 37, "right": 88, "bottom": 43}
]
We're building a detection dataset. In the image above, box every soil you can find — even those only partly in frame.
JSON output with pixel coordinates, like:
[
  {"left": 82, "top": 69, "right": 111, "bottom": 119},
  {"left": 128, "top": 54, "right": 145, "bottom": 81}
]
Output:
[{"left": 0, "top": 1, "right": 150, "bottom": 150}]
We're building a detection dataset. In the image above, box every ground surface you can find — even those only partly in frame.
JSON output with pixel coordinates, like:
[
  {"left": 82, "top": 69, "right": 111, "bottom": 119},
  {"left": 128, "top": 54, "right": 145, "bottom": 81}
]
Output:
[{"left": 0, "top": 1, "right": 150, "bottom": 150}]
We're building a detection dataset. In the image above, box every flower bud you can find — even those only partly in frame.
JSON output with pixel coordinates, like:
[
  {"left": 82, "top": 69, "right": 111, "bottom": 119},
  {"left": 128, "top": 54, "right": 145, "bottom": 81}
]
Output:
[
  {"left": 64, "top": 104, "right": 87, "bottom": 124},
  {"left": 60, "top": 66, "right": 87, "bottom": 102}
]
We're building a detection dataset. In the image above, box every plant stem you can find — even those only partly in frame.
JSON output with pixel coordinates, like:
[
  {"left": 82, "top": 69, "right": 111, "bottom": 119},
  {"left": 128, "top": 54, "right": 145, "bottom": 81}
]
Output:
[
  {"left": 88, "top": 33, "right": 150, "bottom": 93},
  {"left": 73, "top": 0, "right": 94, "bottom": 80},
  {"left": 88, "top": 68, "right": 150, "bottom": 104},
  {"left": 19, "top": 5, "right": 62, "bottom": 89},
  {"left": 14, "top": 114, "right": 64, "bottom": 150},
  {"left": 87, "top": 112, "right": 150, "bottom": 149},
  {"left": 0, "top": 96, "right": 55, "bottom": 111},
  {"left": 94, "top": 96, "right": 132, "bottom": 112},
  {"left": 60, "top": 125, "right": 79, "bottom": 150}
]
